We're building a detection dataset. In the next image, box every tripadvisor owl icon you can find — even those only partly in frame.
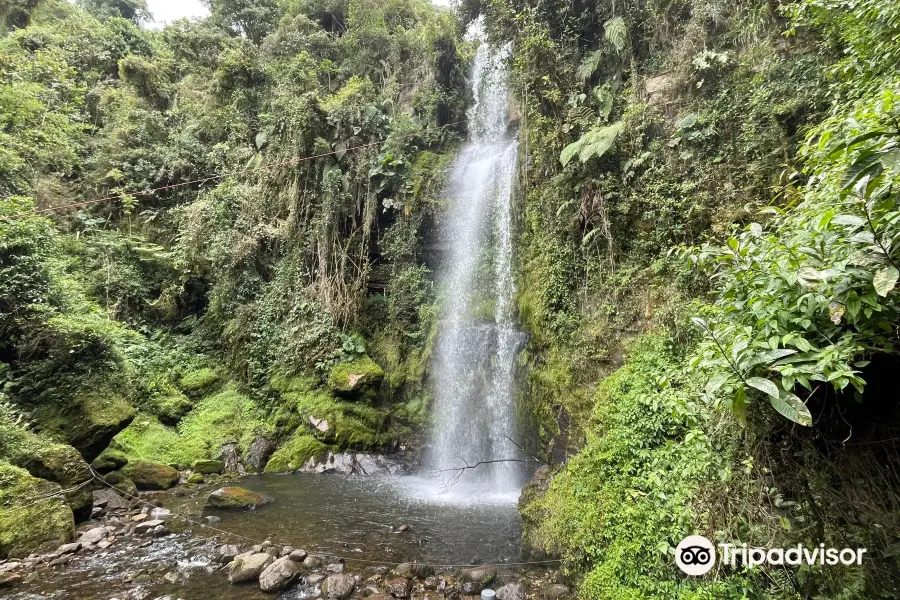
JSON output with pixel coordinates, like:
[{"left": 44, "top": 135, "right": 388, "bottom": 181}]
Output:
[{"left": 676, "top": 535, "right": 716, "bottom": 576}]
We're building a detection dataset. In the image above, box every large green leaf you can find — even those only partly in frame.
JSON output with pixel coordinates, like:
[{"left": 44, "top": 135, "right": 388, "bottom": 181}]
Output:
[
  {"left": 746, "top": 376, "right": 780, "bottom": 399},
  {"left": 770, "top": 392, "right": 813, "bottom": 426},
  {"left": 873, "top": 266, "right": 898, "bottom": 297}
]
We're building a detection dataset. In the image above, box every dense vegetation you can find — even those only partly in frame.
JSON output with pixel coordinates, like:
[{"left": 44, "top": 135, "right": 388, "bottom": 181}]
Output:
[
  {"left": 2, "top": 0, "right": 900, "bottom": 598},
  {"left": 0, "top": 0, "right": 464, "bottom": 556},
  {"left": 463, "top": 0, "right": 900, "bottom": 598}
]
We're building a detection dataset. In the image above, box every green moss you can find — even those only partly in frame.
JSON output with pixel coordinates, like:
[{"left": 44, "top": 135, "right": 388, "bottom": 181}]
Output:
[
  {"left": 109, "top": 414, "right": 181, "bottom": 464},
  {"left": 178, "top": 368, "right": 221, "bottom": 395},
  {"left": 270, "top": 372, "right": 409, "bottom": 452},
  {"left": 91, "top": 449, "right": 128, "bottom": 473},
  {"left": 187, "top": 472, "right": 204, "bottom": 484},
  {"left": 103, "top": 471, "right": 138, "bottom": 496},
  {"left": 119, "top": 460, "right": 179, "bottom": 490},
  {"left": 205, "top": 486, "right": 270, "bottom": 510},
  {"left": 110, "top": 386, "right": 267, "bottom": 467},
  {"left": 152, "top": 392, "right": 194, "bottom": 425},
  {"left": 0, "top": 419, "right": 92, "bottom": 518},
  {"left": 0, "top": 461, "right": 74, "bottom": 559},
  {"left": 326, "top": 355, "right": 384, "bottom": 396},
  {"left": 264, "top": 435, "right": 328, "bottom": 472},
  {"left": 192, "top": 459, "right": 225, "bottom": 474},
  {"left": 31, "top": 384, "right": 136, "bottom": 461}
]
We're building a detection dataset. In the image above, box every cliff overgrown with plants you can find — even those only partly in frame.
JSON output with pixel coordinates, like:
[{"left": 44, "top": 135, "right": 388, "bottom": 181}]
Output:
[
  {"left": 3, "top": 0, "right": 900, "bottom": 597},
  {"left": 0, "top": 0, "right": 465, "bottom": 557},
  {"left": 465, "top": 0, "right": 900, "bottom": 597}
]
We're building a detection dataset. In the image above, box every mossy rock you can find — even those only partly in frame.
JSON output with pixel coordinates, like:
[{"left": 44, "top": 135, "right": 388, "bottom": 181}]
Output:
[
  {"left": 33, "top": 387, "right": 135, "bottom": 462},
  {"left": 264, "top": 435, "right": 328, "bottom": 473},
  {"left": 327, "top": 356, "right": 384, "bottom": 397},
  {"left": 91, "top": 449, "right": 129, "bottom": 474},
  {"left": 103, "top": 471, "right": 137, "bottom": 497},
  {"left": 187, "top": 473, "right": 204, "bottom": 484},
  {"left": 153, "top": 392, "right": 194, "bottom": 425},
  {"left": 119, "top": 461, "right": 179, "bottom": 490},
  {"left": 178, "top": 368, "right": 221, "bottom": 395},
  {"left": 0, "top": 422, "right": 93, "bottom": 521},
  {"left": 204, "top": 486, "right": 270, "bottom": 510},
  {"left": 0, "top": 461, "right": 74, "bottom": 559},
  {"left": 192, "top": 459, "right": 225, "bottom": 474}
]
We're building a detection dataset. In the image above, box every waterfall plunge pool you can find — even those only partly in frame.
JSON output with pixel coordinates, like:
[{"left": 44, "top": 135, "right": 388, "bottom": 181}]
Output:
[{"left": 6, "top": 472, "right": 528, "bottom": 600}]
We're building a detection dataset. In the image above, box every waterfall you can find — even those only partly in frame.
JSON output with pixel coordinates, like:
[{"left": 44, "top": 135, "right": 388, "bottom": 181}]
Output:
[{"left": 426, "top": 24, "right": 527, "bottom": 498}]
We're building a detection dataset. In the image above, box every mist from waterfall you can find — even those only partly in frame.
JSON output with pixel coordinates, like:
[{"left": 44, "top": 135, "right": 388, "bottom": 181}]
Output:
[{"left": 426, "top": 23, "right": 527, "bottom": 499}]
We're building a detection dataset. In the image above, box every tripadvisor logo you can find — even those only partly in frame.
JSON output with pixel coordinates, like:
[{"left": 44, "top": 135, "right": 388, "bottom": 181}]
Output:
[
  {"left": 676, "top": 535, "right": 716, "bottom": 576},
  {"left": 675, "top": 535, "right": 868, "bottom": 576}
]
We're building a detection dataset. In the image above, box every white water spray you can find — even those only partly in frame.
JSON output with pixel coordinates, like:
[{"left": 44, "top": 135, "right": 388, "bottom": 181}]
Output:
[{"left": 427, "top": 24, "right": 526, "bottom": 498}]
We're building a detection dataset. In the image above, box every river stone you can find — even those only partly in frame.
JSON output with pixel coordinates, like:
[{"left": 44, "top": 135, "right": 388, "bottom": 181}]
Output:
[
  {"left": 323, "top": 573, "right": 355, "bottom": 599},
  {"left": 307, "top": 573, "right": 326, "bottom": 584},
  {"left": 133, "top": 519, "right": 165, "bottom": 533},
  {"left": 259, "top": 556, "right": 303, "bottom": 592},
  {"left": 50, "top": 542, "right": 81, "bottom": 558},
  {"left": 420, "top": 593, "right": 444, "bottom": 600},
  {"left": 303, "top": 555, "right": 322, "bottom": 569},
  {"left": 77, "top": 526, "right": 109, "bottom": 545},
  {"left": 0, "top": 572, "right": 23, "bottom": 588},
  {"left": 541, "top": 584, "right": 570, "bottom": 600},
  {"left": 93, "top": 489, "right": 129, "bottom": 510},
  {"left": 326, "top": 563, "right": 344, "bottom": 573},
  {"left": 205, "top": 487, "right": 271, "bottom": 510},
  {"left": 395, "top": 563, "right": 433, "bottom": 579},
  {"left": 461, "top": 582, "right": 483, "bottom": 596},
  {"left": 384, "top": 577, "right": 411, "bottom": 598},
  {"left": 364, "top": 595, "right": 393, "bottom": 600},
  {"left": 495, "top": 583, "right": 525, "bottom": 600},
  {"left": 460, "top": 567, "right": 496, "bottom": 585},
  {"left": 228, "top": 553, "right": 273, "bottom": 584},
  {"left": 217, "top": 544, "right": 240, "bottom": 563}
]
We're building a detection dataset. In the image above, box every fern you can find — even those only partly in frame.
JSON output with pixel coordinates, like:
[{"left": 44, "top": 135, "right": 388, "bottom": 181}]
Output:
[
  {"left": 604, "top": 17, "right": 628, "bottom": 53},
  {"left": 561, "top": 121, "right": 624, "bottom": 166},
  {"left": 576, "top": 50, "right": 603, "bottom": 82}
]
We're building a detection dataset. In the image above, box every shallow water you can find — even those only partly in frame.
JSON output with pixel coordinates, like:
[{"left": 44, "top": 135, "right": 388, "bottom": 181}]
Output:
[
  {"left": 7, "top": 472, "right": 526, "bottom": 600},
  {"left": 174, "top": 473, "right": 524, "bottom": 565}
]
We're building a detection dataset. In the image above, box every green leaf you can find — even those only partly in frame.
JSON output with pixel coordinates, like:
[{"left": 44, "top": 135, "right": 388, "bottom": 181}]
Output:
[
  {"left": 770, "top": 392, "right": 812, "bottom": 426},
  {"left": 732, "top": 387, "right": 746, "bottom": 426},
  {"left": 603, "top": 17, "right": 627, "bottom": 53},
  {"left": 873, "top": 266, "right": 899, "bottom": 297},
  {"left": 746, "top": 376, "right": 780, "bottom": 399},
  {"left": 560, "top": 138, "right": 585, "bottom": 166}
]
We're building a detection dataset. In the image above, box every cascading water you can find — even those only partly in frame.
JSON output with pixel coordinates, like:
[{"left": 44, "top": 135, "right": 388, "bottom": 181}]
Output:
[{"left": 426, "top": 24, "right": 527, "bottom": 498}]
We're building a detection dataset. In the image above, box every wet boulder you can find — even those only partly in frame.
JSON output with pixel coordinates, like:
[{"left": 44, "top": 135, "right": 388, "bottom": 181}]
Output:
[
  {"left": 259, "top": 556, "right": 303, "bottom": 592},
  {"left": 191, "top": 459, "right": 225, "bottom": 475},
  {"left": 205, "top": 487, "right": 271, "bottom": 510},
  {"left": 228, "top": 552, "right": 273, "bottom": 584},
  {"left": 119, "top": 461, "right": 179, "bottom": 491},
  {"left": 322, "top": 573, "right": 355, "bottom": 599},
  {"left": 92, "top": 489, "right": 128, "bottom": 510}
]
